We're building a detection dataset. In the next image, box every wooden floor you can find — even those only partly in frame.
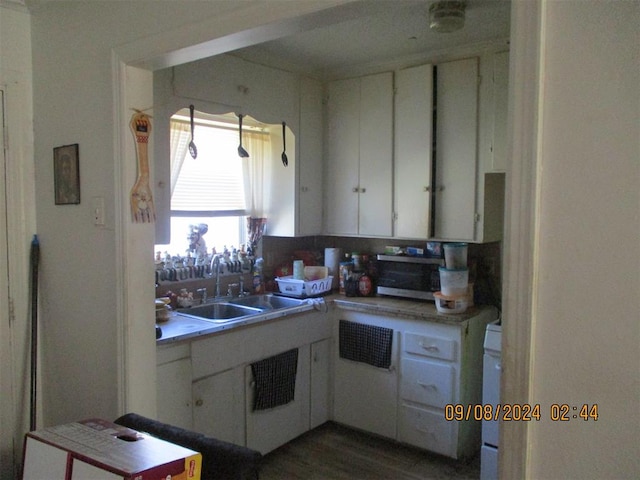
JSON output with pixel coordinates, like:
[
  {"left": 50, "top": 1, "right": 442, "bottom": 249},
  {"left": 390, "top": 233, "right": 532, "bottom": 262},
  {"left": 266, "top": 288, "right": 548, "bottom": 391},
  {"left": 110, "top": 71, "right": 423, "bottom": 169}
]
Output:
[{"left": 260, "top": 422, "right": 480, "bottom": 480}]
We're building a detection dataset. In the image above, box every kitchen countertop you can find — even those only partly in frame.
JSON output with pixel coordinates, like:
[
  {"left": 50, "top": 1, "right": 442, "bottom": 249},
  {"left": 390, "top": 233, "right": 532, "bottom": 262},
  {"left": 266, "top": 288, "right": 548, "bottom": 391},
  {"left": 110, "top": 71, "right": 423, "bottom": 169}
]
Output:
[
  {"left": 331, "top": 294, "right": 491, "bottom": 325},
  {"left": 156, "top": 299, "right": 320, "bottom": 345},
  {"left": 156, "top": 294, "right": 497, "bottom": 345}
]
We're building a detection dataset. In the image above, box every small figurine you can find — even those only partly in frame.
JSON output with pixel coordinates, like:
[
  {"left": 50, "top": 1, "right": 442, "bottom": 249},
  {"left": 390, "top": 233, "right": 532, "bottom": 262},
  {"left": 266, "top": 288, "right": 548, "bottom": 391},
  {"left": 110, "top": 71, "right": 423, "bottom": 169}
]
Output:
[{"left": 187, "top": 223, "right": 209, "bottom": 266}]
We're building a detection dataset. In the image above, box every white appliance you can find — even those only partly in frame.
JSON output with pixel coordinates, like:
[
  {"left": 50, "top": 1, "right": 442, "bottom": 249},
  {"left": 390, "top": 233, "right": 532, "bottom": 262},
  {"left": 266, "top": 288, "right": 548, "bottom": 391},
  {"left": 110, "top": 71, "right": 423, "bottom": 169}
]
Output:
[{"left": 481, "top": 321, "right": 502, "bottom": 480}]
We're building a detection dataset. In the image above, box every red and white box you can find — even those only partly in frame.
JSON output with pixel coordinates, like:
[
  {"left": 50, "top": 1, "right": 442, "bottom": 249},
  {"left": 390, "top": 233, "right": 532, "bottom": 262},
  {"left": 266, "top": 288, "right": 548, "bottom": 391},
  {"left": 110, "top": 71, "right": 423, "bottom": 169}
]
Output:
[{"left": 22, "top": 418, "right": 201, "bottom": 480}]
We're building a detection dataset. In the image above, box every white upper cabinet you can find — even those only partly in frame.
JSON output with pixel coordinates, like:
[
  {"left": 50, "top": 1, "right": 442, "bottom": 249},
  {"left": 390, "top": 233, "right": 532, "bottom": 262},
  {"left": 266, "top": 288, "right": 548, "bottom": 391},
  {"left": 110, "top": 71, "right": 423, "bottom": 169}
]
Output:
[
  {"left": 433, "top": 57, "right": 479, "bottom": 241},
  {"left": 264, "top": 76, "right": 326, "bottom": 237},
  {"left": 394, "top": 64, "right": 434, "bottom": 239},
  {"left": 490, "top": 51, "right": 509, "bottom": 172},
  {"left": 325, "top": 72, "right": 393, "bottom": 237},
  {"left": 297, "top": 77, "right": 324, "bottom": 236}
]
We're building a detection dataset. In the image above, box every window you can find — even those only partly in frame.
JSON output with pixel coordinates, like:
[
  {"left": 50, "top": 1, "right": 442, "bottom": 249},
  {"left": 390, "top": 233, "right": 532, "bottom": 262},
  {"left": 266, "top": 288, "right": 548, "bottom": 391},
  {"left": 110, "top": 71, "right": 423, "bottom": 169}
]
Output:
[{"left": 154, "top": 111, "right": 270, "bottom": 258}]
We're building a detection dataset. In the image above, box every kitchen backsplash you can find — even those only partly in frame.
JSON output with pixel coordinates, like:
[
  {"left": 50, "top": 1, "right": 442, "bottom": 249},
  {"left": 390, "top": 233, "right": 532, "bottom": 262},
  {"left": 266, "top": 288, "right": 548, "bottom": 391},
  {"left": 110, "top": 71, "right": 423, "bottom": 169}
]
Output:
[
  {"left": 155, "top": 235, "right": 502, "bottom": 310},
  {"left": 262, "top": 236, "right": 502, "bottom": 309}
]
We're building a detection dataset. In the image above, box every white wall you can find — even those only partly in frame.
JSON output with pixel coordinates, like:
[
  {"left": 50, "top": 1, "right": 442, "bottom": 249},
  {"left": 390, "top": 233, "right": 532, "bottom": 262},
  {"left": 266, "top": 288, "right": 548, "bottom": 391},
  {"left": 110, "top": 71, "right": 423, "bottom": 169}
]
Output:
[{"left": 527, "top": 1, "right": 639, "bottom": 478}]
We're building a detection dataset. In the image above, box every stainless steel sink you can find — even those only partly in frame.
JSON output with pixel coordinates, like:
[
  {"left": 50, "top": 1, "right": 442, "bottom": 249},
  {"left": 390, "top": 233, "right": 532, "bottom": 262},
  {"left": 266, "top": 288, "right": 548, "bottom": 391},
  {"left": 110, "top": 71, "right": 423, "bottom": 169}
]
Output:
[
  {"left": 176, "top": 302, "right": 262, "bottom": 323},
  {"left": 228, "top": 294, "right": 305, "bottom": 310}
]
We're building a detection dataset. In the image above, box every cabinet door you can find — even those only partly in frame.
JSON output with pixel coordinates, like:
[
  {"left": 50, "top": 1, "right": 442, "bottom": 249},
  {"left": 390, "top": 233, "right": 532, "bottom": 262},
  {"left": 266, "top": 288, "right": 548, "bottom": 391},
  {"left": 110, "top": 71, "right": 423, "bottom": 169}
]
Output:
[
  {"left": 434, "top": 58, "right": 478, "bottom": 240},
  {"left": 491, "top": 51, "right": 509, "bottom": 172},
  {"left": 325, "top": 77, "right": 360, "bottom": 235},
  {"left": 246, "top": 344, "right": 310, "bottom": 454},
  {"left": 157, "top": 358, "right": 193, "bottom": 430},
  {"left": 358, "top": 72, "right": 393, "bottom": 237},
  {"left": 333, "top": 318, "right": 398, "bottom": 439},
  {"left": 192, "top": 367, "right": 246, "bottom": 446},
  {"left": 394, "top": 64, "right": 433, "bottom": 238},
  {"left": 298, "top": 77, "right": 324, "bottom": 235},
  {"left": 310, "top": 339, "right": 331, "bottom": 429}
]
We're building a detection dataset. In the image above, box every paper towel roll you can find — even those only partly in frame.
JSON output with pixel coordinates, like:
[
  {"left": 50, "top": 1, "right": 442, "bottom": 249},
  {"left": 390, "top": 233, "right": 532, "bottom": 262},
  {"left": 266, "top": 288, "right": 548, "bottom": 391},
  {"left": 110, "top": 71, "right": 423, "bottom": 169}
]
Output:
[{"left": 324, "top": 248, "right": 342, "bottom": 290}]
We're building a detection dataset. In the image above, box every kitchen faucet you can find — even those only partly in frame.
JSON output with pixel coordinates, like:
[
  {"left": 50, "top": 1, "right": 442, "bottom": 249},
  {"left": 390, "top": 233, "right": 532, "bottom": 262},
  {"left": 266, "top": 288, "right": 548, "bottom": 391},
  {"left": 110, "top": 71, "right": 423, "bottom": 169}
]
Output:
[
  {"left": 210, "top": 254, "right": 222, "bottom": 298},
  {"left": 196, "top": 287, "right": 207, "bottom": 304}
]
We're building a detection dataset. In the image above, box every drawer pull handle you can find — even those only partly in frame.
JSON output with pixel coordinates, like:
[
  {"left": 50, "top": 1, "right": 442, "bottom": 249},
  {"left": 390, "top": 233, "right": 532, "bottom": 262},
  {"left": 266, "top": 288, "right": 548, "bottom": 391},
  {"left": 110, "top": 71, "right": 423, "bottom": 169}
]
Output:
[
  {"left": 195, "top": 399, "right": 203, "bottom": 407},
  {"left": 419, "top": 342, "right": 439, "bottom": 351},
  {"left": 417, "top": 381, "right": 437, "bottom": 390}
]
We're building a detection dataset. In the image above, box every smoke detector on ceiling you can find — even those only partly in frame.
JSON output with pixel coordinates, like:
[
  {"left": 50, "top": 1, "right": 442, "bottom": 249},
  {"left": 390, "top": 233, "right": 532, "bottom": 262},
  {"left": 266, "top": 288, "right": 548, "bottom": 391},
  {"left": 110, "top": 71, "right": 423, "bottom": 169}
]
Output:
[{"left": 429, "top": 1, "right": 466, "bottom": 33}]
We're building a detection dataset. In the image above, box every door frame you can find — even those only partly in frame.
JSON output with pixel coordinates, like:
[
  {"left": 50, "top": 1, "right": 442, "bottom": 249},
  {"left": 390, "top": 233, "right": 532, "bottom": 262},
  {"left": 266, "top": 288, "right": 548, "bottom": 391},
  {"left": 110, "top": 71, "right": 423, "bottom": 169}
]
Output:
[{"left": 112, "top": 2, "right": 541, "bottom": 478}]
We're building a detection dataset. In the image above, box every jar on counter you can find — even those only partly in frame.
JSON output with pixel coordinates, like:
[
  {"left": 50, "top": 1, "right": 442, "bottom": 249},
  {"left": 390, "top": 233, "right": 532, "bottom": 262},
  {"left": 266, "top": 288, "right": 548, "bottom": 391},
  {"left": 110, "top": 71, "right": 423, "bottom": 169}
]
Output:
[
  {"left": 345, "top": 272, "right": 361, "bottom": 297},
  {"left": 357, "top": 273, "right": 373, "bottom": 297}
]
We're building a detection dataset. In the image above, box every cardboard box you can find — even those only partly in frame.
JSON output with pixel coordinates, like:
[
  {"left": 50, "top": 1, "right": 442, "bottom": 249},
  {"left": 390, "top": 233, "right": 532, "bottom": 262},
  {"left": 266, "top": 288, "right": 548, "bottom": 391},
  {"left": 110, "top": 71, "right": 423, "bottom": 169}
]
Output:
[{"left": 22, "top": 419, "right": 201, "bottom": 480}]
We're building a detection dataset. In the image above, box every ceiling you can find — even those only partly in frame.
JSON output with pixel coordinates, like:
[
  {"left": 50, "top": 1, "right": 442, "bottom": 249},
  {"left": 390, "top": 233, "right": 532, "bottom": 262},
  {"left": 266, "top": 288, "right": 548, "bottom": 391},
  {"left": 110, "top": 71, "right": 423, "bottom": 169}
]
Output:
[{"left": 231, "top": 0, "right": 511, "bottom": 80}]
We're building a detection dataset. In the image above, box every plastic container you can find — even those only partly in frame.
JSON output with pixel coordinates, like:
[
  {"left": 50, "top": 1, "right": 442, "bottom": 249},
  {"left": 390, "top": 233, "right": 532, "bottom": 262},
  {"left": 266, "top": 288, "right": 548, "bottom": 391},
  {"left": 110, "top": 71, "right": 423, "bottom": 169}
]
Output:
[
  {"left": 443, "top": 242, "right": 468, "bottom": 269},
  {"left": 276, "top": 275, "right": 333, "bottom": 298},
  {"left": 438, "top": 266, "right": 469, "bottom": 296},
  {"left": 304, "top": 266, "right": 328, "bottom": 280},
  {"left": 434, "top": 291, "right": 469, "bottom": 314}
]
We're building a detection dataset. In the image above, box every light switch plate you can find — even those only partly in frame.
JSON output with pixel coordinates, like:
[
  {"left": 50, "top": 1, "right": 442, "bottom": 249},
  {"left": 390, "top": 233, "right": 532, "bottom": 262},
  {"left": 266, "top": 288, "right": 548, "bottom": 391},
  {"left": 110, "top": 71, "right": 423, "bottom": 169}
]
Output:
[{"left": 92, "top": 196, "right": 105, "bottom": 226}]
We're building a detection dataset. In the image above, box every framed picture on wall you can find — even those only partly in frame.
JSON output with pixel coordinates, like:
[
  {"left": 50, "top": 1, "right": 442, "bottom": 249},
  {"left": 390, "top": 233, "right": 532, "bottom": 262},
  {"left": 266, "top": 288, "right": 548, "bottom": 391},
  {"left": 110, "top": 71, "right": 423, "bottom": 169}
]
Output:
[{"left": 53, "top": 143, "right": 80, "bottom": 205}]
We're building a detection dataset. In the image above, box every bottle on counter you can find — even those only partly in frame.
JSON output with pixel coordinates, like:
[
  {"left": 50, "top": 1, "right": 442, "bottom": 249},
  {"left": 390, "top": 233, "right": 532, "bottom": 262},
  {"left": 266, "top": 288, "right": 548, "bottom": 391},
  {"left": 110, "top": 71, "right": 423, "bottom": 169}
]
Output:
[
  {"left": 339, "top": 260, "right": 353, "bottom": 295},
  {"left": 351, "top": 252, "right": 362, "bottom": 272}
]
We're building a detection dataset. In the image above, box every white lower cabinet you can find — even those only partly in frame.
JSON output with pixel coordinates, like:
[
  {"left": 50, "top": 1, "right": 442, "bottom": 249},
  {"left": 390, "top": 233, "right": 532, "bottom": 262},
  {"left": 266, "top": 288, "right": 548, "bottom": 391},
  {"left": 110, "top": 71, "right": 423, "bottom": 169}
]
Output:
[
  {"left": 397, "top": 328, "right": 460, "bottom": 458},
  {"left": 192, "top": 366, "right": 245, "bottom": 446},
  {"left": 333, "top": 312, "right": 399, "bottom": 439},
  {"left": 164, "top": 309, "right": 331, "bottom": 455},
  {"left": 157, "top": 305, "right": 494, "bottom": 460},
  {"left": 397, "top": 317, "right": 492, "bottom": 459},
  {"left": 333, "top": 306, "right": 495, "bottom": 460},
  {"left": 245, "top": 344, "right": 310, "bottom": 454},
  {"left": 156, "top": 343, "right": 193, "bottom": 430}
]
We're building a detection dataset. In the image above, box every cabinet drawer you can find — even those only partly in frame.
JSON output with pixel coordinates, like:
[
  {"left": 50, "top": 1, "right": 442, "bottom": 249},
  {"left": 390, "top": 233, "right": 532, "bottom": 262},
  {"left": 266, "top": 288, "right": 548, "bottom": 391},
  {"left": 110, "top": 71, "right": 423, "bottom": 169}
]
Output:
[
  {"left": 404, "top": 331, "right": 457, "bottom": 361},
  {"left": 400, "top": 358, "right": 454, "bottom": 408},
  {"left": 398, "top": 404, "right": 455, "bottom": 458}
]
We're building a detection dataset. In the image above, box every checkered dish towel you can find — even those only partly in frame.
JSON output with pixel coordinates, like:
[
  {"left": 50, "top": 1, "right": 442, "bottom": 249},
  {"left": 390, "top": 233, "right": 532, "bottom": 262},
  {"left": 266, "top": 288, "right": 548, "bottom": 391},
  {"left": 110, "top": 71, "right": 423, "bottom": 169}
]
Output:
[
  {"left": 251, "top": 348, "right": 298, "bottom": 411},
  {"left": 339, "top": 320, "right": 393, "bottom": 369}
]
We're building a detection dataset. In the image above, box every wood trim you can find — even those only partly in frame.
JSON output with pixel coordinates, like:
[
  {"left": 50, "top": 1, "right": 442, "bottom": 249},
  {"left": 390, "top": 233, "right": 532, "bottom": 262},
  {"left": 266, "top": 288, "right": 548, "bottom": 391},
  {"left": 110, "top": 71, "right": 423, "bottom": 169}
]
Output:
[
  {"left": 112, "top": 54, "right": 157, "bottom": 417},
  {"left": 500, "top": 0, "right": 543, "bottom": 478}
]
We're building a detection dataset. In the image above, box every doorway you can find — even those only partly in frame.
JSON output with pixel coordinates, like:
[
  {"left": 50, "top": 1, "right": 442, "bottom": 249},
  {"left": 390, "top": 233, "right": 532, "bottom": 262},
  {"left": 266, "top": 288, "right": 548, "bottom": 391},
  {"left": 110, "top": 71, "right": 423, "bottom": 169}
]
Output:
[{"left": 115, "top": 3, "right": 539, "bottom": 479}]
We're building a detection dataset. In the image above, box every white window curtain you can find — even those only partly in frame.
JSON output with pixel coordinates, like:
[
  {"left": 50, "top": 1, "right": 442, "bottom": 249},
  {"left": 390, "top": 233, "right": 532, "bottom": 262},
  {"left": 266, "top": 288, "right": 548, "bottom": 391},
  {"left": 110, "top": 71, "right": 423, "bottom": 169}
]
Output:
[
  {"left": 169, "top": 120, "right": 191, "bottom": 195},
  {"left": 169, "top": 115, "right": 270, "bottom": 216},
  {"left": 242, "top": 129, "right": 267, "bottom": 217}
]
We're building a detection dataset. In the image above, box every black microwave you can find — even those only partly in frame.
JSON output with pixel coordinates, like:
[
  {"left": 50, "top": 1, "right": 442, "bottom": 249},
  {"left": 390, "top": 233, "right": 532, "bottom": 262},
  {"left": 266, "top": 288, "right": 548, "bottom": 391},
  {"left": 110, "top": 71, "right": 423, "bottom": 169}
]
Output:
[{"left": 375, "top": 254, "right": 444, "bottom": 301}]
